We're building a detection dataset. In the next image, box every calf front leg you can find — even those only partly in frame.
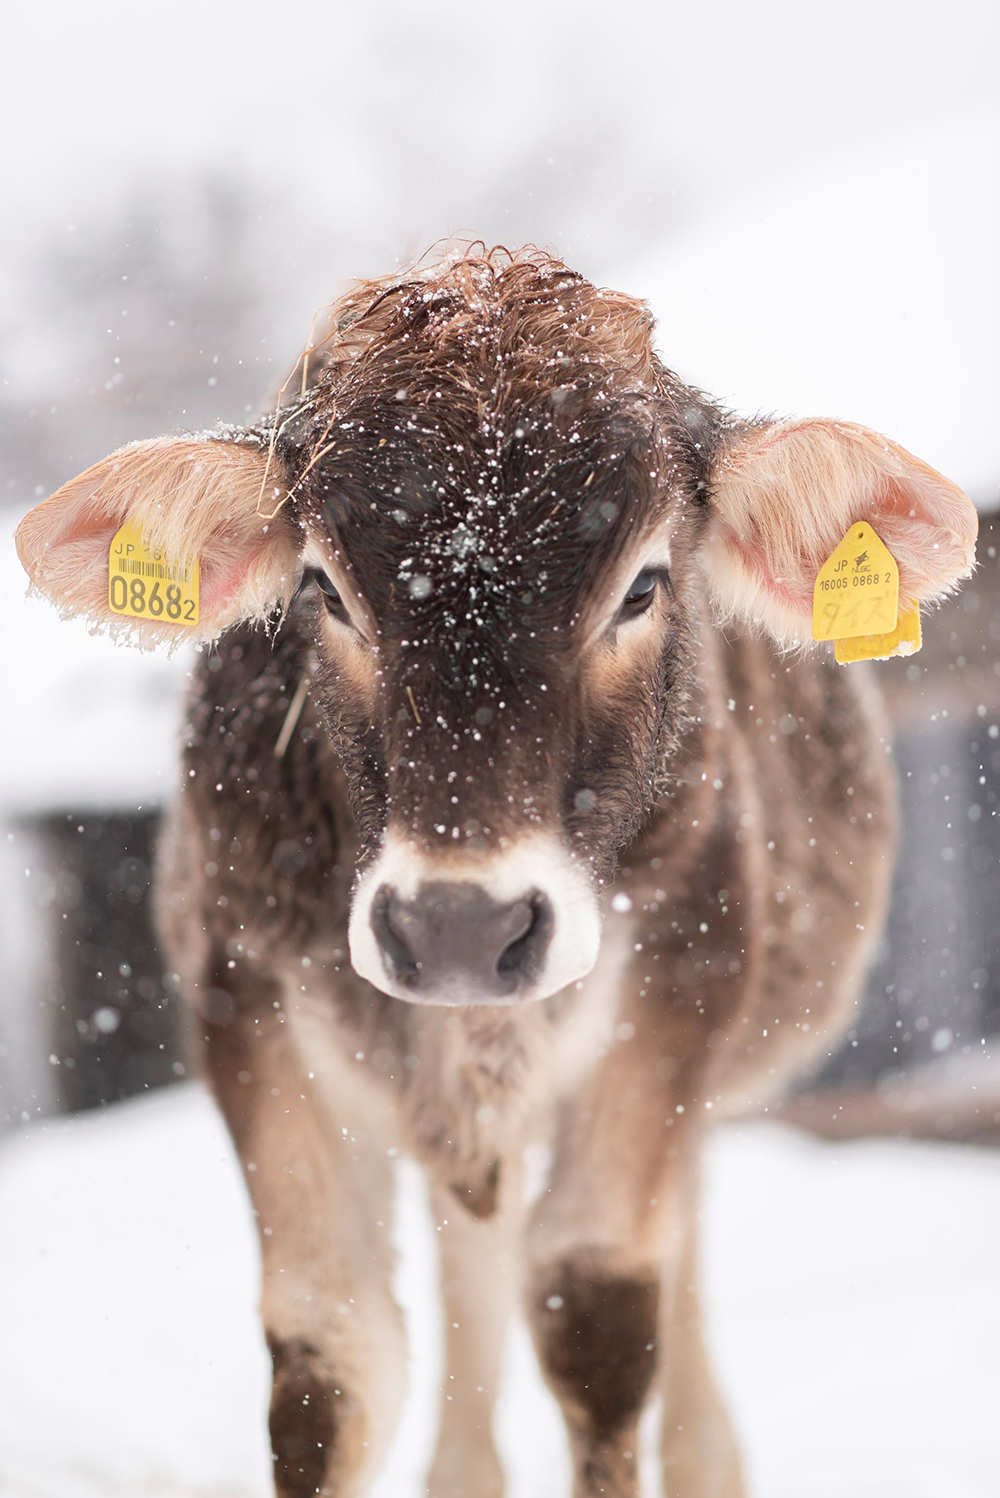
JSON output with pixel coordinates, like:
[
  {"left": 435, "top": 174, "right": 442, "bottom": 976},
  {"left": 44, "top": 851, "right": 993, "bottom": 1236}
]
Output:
[
  {"left": 659, "top": 1196, "right": 743, "bottom": 1498},
  {"left": 201, "top": 971, "right": 405, "bottom": 1498},
  {"left": 530, "top": 1251, "right": 659, "bottom": 1498},
  {"left": 426, "top": 1161, "right": 524, "bottom": 1498},
  {"left": 525, "top": 1042, "right": 742, "bottom": 1498}
]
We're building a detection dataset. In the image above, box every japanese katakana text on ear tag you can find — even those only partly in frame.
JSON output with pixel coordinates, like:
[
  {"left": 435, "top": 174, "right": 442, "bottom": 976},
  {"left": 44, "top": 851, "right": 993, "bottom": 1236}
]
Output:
[
  {"left": 834, "top": 603, "right": 921, "bottom": 663},
  {"left": 108, "top": 521, "right": 200, "bottom": 626},
  {"left": 813, "top": 522, "right": 898, "bottom": 642}
]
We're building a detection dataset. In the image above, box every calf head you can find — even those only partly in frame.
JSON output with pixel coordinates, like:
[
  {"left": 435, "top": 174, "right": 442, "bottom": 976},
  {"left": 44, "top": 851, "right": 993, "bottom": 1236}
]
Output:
[{"left": 16, "top": 247, "right": 977, "bottom": 1006}]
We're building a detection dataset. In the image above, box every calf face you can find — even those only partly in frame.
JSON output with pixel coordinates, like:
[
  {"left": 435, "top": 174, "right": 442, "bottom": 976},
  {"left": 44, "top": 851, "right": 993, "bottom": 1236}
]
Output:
[
  {"left": 16, "top": 247, "right": 977, "bottom": 1007},
  {"left": 283, "top": 262, "right": 716, "bottom": 1003}
]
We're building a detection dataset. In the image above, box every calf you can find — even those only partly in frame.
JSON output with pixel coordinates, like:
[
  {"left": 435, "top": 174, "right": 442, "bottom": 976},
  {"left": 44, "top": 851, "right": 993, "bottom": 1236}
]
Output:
[{"left": 17, "top": 246, "right": 977, "bottom": 1498}]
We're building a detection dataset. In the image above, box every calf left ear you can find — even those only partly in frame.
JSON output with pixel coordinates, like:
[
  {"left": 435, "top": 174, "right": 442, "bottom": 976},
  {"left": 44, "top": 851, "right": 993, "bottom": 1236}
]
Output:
[
  {"left": 15, "top": 435, "right": 300, "bottom": 645},
  {"left": 701, "top": 418, "right": 978, "bottom": 643}
]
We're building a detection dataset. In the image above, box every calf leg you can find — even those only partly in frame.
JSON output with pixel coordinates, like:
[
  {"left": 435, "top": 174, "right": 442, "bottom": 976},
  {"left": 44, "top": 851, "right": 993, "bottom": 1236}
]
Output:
[
  {"left": 659, "top": 1173, "right": 743, "bottom": 1498},
  {"left": 202, "top": 974, "right": 405, "bottom": 1498},
  {"left": 529, "top": 1249, "right": 659, "bottom": 1498},
  {"left": 525, "top": 1086, "right": 671, "bottom": 1496},
  {"left": 426, "top": 1161, "right": 524, "bottom": 1498},
  {"left": 525, "top": 1046, "right": 741, "bottom": 1498}
]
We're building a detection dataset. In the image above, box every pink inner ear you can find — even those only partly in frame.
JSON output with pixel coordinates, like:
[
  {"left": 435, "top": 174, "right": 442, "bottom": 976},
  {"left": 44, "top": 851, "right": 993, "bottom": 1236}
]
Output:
[
  {"left": 197, "top": 551, "right": 256, "bottom": 623},
  {"left": 841, "top": 460, "right": 977, "bottom": 608},
  {"left": 717, "top": 523, "right": 815, "bottom": 618},
  {"left": 17, "top": 494, "right": 122, "bottom": 623},
  {"left": 19, "top": 488, "right": 114, "bottom": 566}
]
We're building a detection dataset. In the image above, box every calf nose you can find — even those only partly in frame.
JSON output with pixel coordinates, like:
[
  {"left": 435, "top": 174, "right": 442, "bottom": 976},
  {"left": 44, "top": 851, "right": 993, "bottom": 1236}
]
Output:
[{"left": 370, "top": 880, "right": 554, "bottom": 1002}]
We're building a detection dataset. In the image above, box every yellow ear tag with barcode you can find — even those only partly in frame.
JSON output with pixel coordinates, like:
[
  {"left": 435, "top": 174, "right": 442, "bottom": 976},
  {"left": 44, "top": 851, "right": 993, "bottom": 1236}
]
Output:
[
  {"left": 812, "top": 521, "right": 921, "bottom": 662},
  {"left": 108, "top": 521, "right": 200, "bottom": 627}
]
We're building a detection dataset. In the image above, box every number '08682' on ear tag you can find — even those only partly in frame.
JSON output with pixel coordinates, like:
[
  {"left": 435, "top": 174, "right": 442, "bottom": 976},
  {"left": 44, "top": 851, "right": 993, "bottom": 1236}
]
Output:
[{"left": 108, "top": 521, "right": 199, "bottom": 627}]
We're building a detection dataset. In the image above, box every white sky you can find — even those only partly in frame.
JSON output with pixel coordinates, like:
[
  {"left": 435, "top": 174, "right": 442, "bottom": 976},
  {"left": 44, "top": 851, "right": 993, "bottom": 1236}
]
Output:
[
  {"left": 630, "top": 108, "right": 1000, "bottom": 499},
  {"left": 2, "top": 0, "right": 997, "bottom": 495},
  {"left": 4, "top": 0, "right": 997, "bottom": 260}
]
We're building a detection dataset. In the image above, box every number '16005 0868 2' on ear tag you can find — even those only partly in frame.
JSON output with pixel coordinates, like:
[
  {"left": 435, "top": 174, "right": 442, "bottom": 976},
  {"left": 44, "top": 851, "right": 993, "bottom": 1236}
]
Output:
[
  {"left": 812, "top": 521, "right": 921, "bottom": 663},
  {"left": 108, "top": 521, "right": 200, "bottom": 626}
]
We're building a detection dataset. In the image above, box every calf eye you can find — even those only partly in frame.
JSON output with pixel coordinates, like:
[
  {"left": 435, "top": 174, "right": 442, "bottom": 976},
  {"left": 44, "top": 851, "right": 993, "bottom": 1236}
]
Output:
[
  {"left": 619, "top": 569, "right": 659, "bottom": 619},
  {"left": 309, "top": 569, "right": 351, "bottom": 625}
]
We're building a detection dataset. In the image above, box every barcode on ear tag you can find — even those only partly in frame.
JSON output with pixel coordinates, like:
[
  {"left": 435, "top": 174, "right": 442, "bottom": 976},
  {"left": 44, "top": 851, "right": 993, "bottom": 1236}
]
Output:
[
  {"left": 108, "top": 521, "right": 199, "bottom": 626},
  {"left": 813, "top": 522, "right": 899, "bottom": 643}
]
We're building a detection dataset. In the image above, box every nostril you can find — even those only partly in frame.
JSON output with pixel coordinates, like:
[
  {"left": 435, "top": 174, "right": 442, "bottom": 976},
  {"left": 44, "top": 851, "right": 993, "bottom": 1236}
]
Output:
[
  {"left": 367, "top": 881, "right": 557, "bottom": 1000},
  {"left": 371, "top": 884, "right": 419, "bottom": 985},
  {"left": 496, "top": 892, "right": 554, "bottom": 980}
]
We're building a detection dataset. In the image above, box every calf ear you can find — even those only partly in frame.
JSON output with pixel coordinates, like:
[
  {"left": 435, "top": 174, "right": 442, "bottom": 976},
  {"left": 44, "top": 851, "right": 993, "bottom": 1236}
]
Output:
[
  {"left": 702, "top": 418, "right": 978, "bottom": 643},
  {"left": 15, "top": 436, "right": 300, "bottom": 645}
]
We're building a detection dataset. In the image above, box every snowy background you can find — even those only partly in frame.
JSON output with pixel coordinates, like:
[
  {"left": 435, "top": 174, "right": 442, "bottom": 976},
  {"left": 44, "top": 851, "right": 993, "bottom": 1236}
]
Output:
[{"left": 1, "top": 1, "right": 999, "bottom": 1494}]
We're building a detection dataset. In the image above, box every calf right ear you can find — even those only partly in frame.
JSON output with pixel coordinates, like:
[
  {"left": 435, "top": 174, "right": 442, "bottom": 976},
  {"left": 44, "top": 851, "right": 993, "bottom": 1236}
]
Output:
[
  {"left": 15, "top": 436, "right": 300, "bottom": 645},
  {"left": 701, "top": 418, "right": 978, "bottom": 643}
]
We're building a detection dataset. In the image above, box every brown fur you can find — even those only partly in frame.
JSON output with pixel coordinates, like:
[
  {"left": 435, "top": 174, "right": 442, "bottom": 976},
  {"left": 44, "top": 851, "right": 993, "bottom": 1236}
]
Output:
[
  {"left": 533, "top": 1266, "right": 660, "bottom": 1439},
  {"left": 268, "top": 1336, "right": 340, "bottom": 1498},
  {"left": 14, "top": 245, "right": 979, "bottom": 1497}
]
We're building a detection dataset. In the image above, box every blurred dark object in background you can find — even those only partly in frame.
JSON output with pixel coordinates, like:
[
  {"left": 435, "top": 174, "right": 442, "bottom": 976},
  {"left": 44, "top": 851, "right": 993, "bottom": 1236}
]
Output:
[
  {"left": 23, "top": 811, "right": 184, "bottom": 1114},
  {"left": 789, "top": 520, "right": 1000, "bottom": 1141},
  {"left": 814, "top": 720, "right": 1000, "bottom": 1087}
]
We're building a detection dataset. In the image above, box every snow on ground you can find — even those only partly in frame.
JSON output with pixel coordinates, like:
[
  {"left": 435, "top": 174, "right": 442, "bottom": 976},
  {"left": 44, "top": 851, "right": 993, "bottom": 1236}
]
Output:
[{"left": 0, "top": 1084, "right": 997, "bottom": 1498}]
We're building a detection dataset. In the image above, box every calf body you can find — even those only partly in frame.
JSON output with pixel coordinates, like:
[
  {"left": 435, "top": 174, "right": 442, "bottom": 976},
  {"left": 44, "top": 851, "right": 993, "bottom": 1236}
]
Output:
[
  {"left": 160, "top": 610, "right": 893, "bottom": 1498},
  {"left": 17, "top": 247, "right": 977, "bottom": 1497}
]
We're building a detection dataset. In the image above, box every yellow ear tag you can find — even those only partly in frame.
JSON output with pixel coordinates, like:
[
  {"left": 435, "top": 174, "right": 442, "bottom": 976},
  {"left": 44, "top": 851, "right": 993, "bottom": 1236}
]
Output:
[
  {"left": 108, "top": 521, "right": 200, "bottom": 627},
  {"left": 813, "top": 522, "right": 898, "bottom": 641},
  {"left": 812, "top": 521, "right": 920, "bottom": 661}
]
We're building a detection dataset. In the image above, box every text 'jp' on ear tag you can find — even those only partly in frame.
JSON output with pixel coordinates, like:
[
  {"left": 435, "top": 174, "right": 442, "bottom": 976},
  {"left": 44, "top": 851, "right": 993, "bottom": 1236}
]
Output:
[
  {"left": 108, "top": 521, "right": 200, "bottom": 627},
  {"left": 812, "top": 521, "right": 920, "bottom": 661}
]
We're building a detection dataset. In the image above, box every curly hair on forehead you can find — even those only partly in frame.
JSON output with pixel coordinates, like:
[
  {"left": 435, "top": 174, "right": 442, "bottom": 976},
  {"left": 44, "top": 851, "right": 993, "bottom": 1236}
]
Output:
[
  {"left": 291, "top": 242, "right": 662, "bottom": 403},
  {"left": 263, "top": 241, "right": 721, "bottom": 589}
]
